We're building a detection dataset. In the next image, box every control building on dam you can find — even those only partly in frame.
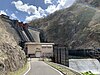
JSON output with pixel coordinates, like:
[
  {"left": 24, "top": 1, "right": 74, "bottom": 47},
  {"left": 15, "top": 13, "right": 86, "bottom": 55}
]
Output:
[{"left": 0, "top": 14, "right": 54, "bottom": 58}]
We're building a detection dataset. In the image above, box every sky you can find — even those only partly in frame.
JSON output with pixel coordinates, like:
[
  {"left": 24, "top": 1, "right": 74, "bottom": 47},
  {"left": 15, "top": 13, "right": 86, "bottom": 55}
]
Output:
[{"left": 0, "top": 0, "right": 75, "bottom": 23}]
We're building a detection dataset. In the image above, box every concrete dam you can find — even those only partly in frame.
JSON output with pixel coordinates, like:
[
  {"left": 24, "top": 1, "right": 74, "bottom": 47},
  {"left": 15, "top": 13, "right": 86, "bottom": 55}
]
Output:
[
  {"left": 0, "top": 14, "right": 43, "bottom": 48},
  {"left": 2, "top": 14, "right": 100, "bottom": 74},
  {"left": 0, "top": 14, "right": 54, "bottom": 58}
]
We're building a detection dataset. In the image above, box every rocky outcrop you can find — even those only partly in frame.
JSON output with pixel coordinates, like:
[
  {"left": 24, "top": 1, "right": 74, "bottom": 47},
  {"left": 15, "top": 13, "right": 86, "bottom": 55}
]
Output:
[
  {"left": 30, "top": 1, "right": 100, "bottom": 49},
  {"left": 76, "top": 0, "right": 100, "bottom": 9},
  {"left": 0, "top": 16, "right": 26, "bottom": 75}
]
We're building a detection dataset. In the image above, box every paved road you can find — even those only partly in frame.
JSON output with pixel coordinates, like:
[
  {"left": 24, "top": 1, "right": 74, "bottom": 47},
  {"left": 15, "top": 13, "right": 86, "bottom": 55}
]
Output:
[{"left": 26, "top": 59, "right": 61, "bottom": 75}]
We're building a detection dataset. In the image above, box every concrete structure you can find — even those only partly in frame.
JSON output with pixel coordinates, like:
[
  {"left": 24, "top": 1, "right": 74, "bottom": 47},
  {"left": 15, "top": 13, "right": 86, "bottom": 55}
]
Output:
[
  {"left": 69, "top": 59, "right": 100, "bottom": 74},
  {"left": 25, "top": 42, "right": 54, "bottom": 57}
]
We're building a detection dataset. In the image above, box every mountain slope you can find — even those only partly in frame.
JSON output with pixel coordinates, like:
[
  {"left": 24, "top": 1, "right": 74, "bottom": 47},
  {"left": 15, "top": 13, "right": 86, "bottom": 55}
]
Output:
[
  {"left": 0, "top": 16, "right": 26, "bottom": 75},
  {"left": 76, "top": 0, "right": 100, "bottom": 9},
  {"left": 30, "top": 2, "right": 100, "bottom": 49}
]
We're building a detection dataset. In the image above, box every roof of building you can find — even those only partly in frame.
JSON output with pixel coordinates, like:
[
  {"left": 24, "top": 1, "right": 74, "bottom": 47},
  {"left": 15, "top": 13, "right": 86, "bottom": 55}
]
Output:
[{"left": 25, "top": 42, "right": 54, "bottom": 45}]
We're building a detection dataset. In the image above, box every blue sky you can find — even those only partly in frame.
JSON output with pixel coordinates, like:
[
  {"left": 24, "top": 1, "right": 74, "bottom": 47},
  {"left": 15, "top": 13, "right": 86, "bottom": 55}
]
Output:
[{"left": 0, "top": 0, "right": 75, "bottom": 23}]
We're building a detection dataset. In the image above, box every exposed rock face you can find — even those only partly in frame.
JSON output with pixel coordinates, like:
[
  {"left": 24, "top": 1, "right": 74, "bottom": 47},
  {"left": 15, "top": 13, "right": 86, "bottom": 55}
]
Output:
[
  {"left": 76, "top": 0, "right": 100, "bottom": 9},
  {"left": 0, "top": 17, "right": 26, "bottom": 75},
  {"left": 30, "top": 1, "right": 100, "bottom": 49}
]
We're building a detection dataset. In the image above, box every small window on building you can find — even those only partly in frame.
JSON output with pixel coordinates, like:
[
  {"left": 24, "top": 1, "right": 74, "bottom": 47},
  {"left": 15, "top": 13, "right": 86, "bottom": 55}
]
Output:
[
  {"left": 36, "top": 48, "right": 40, "bottom": 50},
  {"left": 42, "top": 46, "right": 47, "bottom": 48},
  {"left": 47, "top": 46, "right": 52, "bottom": 48}
]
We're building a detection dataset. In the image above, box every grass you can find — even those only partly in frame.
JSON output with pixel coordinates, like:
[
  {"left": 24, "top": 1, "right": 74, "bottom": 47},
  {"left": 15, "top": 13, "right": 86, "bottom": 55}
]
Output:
[
  {"left": 44, "top": 59, "right": 81, "bottom": 75},
  {"left": 8, "top": 62, "right": 29, "bottom": 75},
  {"left": 82, "top": 71, "right": 96, "bottom": 75}
]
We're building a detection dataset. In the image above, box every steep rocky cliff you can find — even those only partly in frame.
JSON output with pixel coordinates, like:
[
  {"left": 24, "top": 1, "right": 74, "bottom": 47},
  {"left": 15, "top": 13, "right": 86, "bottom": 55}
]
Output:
[
  {"left": 30, "top": 0, "right": 100, "bottom": 49},
  {"left": 76, "top": 0, "right": 100, "bottom": 9},
  {"left": 0, "top": 16, "right": 26, "bottom": 75}
]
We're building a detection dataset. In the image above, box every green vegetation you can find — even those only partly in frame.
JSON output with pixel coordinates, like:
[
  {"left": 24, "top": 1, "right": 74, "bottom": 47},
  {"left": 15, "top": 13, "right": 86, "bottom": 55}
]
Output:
[
  {"left": 82, "top": 71, "right": 96, "bottom": 75},
  {"left": 45, "top": 61, "right": 81, "bottom": 75},
  {"left": 8, "top": 62, "right": 29, "bottom": 75}
]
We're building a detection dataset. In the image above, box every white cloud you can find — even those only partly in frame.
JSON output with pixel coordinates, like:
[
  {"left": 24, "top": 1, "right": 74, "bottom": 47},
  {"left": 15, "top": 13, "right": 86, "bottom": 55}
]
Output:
[
  {"left": 63, "top": 0, "right": 75, "bottom": 8},
  {"left": 45, "top": 0, "right": 75, "bottom": 14},
  {"left": 45, "top": 5, "right": 57, "bottom": 13},
  {"left": 12, "top": 0, "right": 46, "bottom": 22},
  {"left": 27, "top": 5, "right": 37, "bottom": 14},
  {"left": 12, "top": 0, "right": 37, "bottom": 15},
  {"left": 57, "top": 0, "right": 74, "bottom": 9},
  {"left": 12, "top": 0, "right": 75, "bottom": 22},
  {"left": 10, "top": 13, "right": 17, "bottom": 19},
  {"left": 57, "top": 0, "right": 66, "bottom": 6},
  {"left": 38, "top": 7, "right": 46, "bottom": 17},
  {"left": 25, "top": 7, "right": 47, "bottom": 22},
  {"left": 25, "top": 16, "right": 34, "bottom": 22},
  {"left": 44, "top": 0, "right": 52, "bottom": 4},
  {"left": 0, "top": 10, "right": 7, "bottom": 15},
  {"left": 25, "top": 15, "right": 41, "bottom": 23}
]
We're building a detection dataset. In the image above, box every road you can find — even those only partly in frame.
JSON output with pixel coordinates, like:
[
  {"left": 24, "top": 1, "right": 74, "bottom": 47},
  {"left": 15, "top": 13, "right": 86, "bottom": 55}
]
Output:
[{"left": 25, "top": 59, "right": 62, "bottom": 75}]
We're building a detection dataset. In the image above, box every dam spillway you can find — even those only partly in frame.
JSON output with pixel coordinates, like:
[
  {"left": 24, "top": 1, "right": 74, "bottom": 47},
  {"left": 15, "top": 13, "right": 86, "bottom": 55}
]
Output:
[{"left": 69, "top": 59, "right": 100, "bottom": 74}]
